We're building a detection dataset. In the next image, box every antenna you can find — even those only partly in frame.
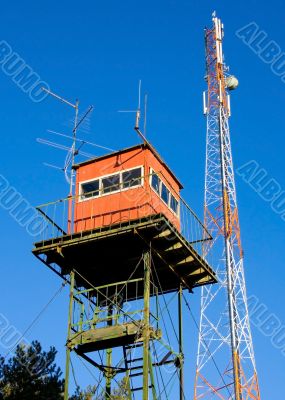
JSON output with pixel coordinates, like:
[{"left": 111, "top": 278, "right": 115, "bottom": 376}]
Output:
[
  {"left": 135, "top": 79, "right": 141, "bottom": 129},
  {"left": 39, "top": 89, "right": 98, "bottom": 192},
  {"left": 36, "top": 138, "right": 95, "bottom": 159},
  {"left": 46, "top": 130, "right": 115, "bottom": 152},
  {"left": 41, "top": 88, "right": 80, "bottom": 196},
  {"left": 194, "top": 15, "right": 260, "bottom": 400},
  {"left": 143, "top": 93, "right": 148, "bottom": 136},
  {"left": 119, "top": 80, "right": 150, "bottom": 138},
  {"left": 118, "top": 80, "right": 142, "bottom": 129}
]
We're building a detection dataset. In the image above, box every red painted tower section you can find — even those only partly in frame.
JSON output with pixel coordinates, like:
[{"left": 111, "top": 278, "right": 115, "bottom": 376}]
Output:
[{"left": 73, "top": 143, "right": 182, "bottom": 232}]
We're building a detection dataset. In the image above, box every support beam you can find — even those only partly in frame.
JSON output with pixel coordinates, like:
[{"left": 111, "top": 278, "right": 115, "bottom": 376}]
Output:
[
  {"left": 64, "top": 270, "right": 75, "bottom": 400},
  {"left": 143, "top": 251, "right": 151, "bottom": 400},
  {"left": 105, "top": 304, "right": 113, "bottom": 399},
  {"left": 178, "top": 284, "right": 184, "bottom": 400}
]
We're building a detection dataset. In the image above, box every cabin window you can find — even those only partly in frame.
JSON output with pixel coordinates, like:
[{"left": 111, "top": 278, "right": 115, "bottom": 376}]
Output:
[
  {"left": 122, "top": 167, "right": 142, "bottom": 188},
  {"left": 151, "top": 173, "right": 161, "bottom": 194},
  {"left": 170, "top": 195, "right": 178, "bottom": 214},
  {"left": 161, "top": 182, "right": 170, "bottom": 205},
  {"left": 150, "top": 170, "right": 179, "bottom": 215},
  {"left": 102, "top": 174, "right": 120, "bottom": 194},
  {"left": 81, "top": 179, "right": 99, "bottom": 199},
  {"left": 79, "top": 166, "right": 143, "bottom": 201}
]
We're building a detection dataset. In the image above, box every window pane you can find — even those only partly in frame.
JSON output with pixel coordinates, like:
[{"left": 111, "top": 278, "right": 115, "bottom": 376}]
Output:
[
  {"left": 122, "top": 168, "right": 142, "bottom": 188},
  {"left": 161, "top": 183, "right": 170, "bottom": 205},
  {"left": 81, "top": 180, "right": 99, "bottom": 199},
  {"left": 170, "top": 195, "right": 178, "bottom": 214},
  {"left": 151, "top": 173, "right": 160, "bottom": 194},
  {"left": 102, "top": 174, "right": 120, "bottom": 194}
]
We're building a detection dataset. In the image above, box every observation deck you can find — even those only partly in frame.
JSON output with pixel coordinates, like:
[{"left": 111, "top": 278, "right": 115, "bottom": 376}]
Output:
[{"left": 32, "top": 144, "right": 217, "bottom": 299}]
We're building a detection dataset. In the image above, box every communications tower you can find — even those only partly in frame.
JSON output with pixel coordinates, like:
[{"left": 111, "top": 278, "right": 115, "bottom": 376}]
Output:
[
  {"left": 33, "top": 130, "right": 217, "bottom": 397},
  {"left": 194, "top": 14, "right": 261, "bottom": 399}
]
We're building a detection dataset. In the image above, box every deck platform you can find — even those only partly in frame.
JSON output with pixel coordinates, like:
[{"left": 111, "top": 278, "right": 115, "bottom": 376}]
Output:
[
  {"left": 69, "top": 322, "right": 161, "bottom": 352},
  {"left": 33, "top": 213, "right": 217, "bottom": 299}
]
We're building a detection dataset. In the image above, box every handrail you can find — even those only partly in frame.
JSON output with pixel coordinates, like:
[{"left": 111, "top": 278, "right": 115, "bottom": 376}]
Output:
[{"left": 33, "top": 171, "right": 211, "bottom": 256}]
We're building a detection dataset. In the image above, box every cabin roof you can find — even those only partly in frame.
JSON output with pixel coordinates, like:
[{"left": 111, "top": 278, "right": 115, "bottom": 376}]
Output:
[{"left": 73, "top": 142, "right": 183, "bottom": 189}]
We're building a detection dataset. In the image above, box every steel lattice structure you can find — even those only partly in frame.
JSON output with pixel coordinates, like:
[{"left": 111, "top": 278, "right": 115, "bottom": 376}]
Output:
[{"left": 194, "top": 15, "right": 261, "bottom": 399}]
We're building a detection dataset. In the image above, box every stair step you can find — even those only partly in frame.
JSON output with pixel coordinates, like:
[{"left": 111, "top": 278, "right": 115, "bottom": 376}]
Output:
[
  {"left": 152, "top": 229, "right": 173, "bottom": 240},
  {"left": 176, "top": 255, "right": 194, "bottom": 266},
  {"left": 163, "top": 242, "right": 183, "bottom": 252}
]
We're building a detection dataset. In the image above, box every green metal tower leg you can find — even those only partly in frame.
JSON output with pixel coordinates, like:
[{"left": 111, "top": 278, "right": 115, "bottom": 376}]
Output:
[
  {"left": 148, "top": 352, "right": 157, "bottom": 400},
  {"left": 178, "top": 284, "right": 184, "bottom": 400},
  {"left": 143, "top": 250, "right": 151, "bottom": 400},
  {"left": 64, "top": 270, "right": 75, "bottom": 400},
  {"left": 105, "top": 304, "right": 113, "bottom": 399},
  {"left": 106, "top": 348, "right": 112, "bottom": 398}
]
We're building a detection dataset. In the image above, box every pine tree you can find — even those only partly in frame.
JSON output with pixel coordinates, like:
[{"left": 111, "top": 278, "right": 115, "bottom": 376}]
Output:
[{"left": 0, "top": 341, "right": 64, "bottom": 400}]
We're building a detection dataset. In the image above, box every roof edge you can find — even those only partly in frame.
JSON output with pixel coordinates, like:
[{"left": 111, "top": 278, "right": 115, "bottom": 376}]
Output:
[{"left": 73, "top": 142, "right": 183, "bottom": 189}]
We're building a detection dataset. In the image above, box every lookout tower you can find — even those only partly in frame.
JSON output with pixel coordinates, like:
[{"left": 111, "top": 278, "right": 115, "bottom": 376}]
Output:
[{"left": 33, "top": 140, "right": 217, "bottom": 399}]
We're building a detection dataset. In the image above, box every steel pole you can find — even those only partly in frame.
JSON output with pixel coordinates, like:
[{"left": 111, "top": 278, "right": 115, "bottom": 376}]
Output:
[
  {"left": 143, "top": 251, "right": 151, "bottom": 400},
  {"left": 178, "top": 284, "right": 184, "bottom": 400},
  {"left": 64, "top": 270, "right": 75, "bottom": 400}
]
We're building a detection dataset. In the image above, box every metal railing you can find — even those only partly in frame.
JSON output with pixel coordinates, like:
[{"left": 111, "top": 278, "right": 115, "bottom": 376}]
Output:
[{"left": 34, "top": 172, "right": 211, "bottom": 255}]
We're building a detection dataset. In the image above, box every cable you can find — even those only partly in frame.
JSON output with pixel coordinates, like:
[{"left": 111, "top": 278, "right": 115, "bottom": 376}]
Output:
[
  {"left": 4, "top": 281, "right": 67, "bottom": 359},
  {"left": 73, "top": 269, "right": 142, "bottom": 328},
  {"left": 70, "top": 356, "right": 80, "bottom": 390},
  {"left": 182, "top": 292, "right": 232, "bottom": 398},
  {"left": 150, "top": 255, "right": 179, "bottom": 343}
]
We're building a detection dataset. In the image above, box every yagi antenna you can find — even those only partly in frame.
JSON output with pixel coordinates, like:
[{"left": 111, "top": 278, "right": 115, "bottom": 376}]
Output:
[
  {"left": 40, "top": 88, "right": 95, "bottom": 196},
  {"left": 36, "top": 138, "right": 95, "bottom": 159},
  {"left": 46, "top": 130, "right": 115, "bottom": 152},
  {"left": 41, "top": 87, "right": 80, "bottom": 195},
  {"left": 41, "top": 87, "right": 77, "bottom": 109},
  {"left": 43, "top": 162, "right": 64, "bottom": 171},
  {"left": 73, "top": 105, "right": 93, "bottom": 133}
]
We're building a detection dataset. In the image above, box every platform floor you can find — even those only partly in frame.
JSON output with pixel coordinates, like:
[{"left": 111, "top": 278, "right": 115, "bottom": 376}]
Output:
[{"left": 33, "top": 213, "right": 217, "bottom": 299}]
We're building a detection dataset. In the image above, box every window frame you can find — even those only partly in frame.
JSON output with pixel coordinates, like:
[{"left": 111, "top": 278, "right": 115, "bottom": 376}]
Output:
[
  {"left": 79, "top": 165, "right": 144, "bottom": 202},
  {"left": 80, "top": 179, "right": 100, "bottom": 200},
  {"left": 122, "top": 167, "right": 143, "bottom": 189},
  {"left": 149, "top": 168, "right": 180, "bottom": 216},
  {"left": 101, "top": 173, "right": 121, "bottom": 194}
]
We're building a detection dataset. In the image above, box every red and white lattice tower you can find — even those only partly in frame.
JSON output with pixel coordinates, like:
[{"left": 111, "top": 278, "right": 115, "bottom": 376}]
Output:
[{"left": 194, "top": 14, "right": 261, "bottom": 400}]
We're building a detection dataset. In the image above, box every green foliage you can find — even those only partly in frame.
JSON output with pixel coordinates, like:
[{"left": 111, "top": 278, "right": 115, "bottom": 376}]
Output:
[
  {"left": 108, "top": 376, "right": 130, "bottom": 399},
  {"left": 70, "top": 377, "right": 130, "bottom": 400},
  {"left": 0, "top": 341, "right": 64, "bottom": 400},
  {"left": 0, "top": 341, "right": 130, "bottom": 400},
  {"left": 69, "top": 385, "right": 96, "bottom": 400}
]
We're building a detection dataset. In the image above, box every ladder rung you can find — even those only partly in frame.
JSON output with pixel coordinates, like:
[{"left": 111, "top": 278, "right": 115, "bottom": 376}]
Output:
[
  {"left": 126, "top": 357, "right": 143, "bottom": 363},
  {"left": 129, "top": 372, "right": 143, "bottom": 378},
  {"left": 124, "top": 342, "right": 144, "bottom": 350},
  {"left": 131, "top": 385, "right": 153, "bottom": 392}
]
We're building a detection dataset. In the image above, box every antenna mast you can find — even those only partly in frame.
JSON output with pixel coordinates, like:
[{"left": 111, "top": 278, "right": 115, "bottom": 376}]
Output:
[
  {"left": 41, "top": 88, "right": 79, "bottom": 197},
  {"left": 194, "top": 14, "right": 261, "bottom": 399}
]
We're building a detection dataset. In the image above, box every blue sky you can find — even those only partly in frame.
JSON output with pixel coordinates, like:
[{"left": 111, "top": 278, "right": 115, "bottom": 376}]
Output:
[{"left": 0, "top": 1, "right": 284, "bottom": 398}]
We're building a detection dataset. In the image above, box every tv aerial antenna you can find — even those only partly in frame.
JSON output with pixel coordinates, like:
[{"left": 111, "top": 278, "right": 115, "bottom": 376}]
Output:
[
  {"left": 37, "top": 88, "right": 115, "bottom": 196},
  {"left": 39, "top": 88, "right": 94, "bottom": 196}
]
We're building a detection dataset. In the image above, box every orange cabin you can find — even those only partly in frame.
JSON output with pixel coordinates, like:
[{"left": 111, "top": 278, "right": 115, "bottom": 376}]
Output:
[{"left": 73, "top": 143, "right": 183, "bottom": 232}]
